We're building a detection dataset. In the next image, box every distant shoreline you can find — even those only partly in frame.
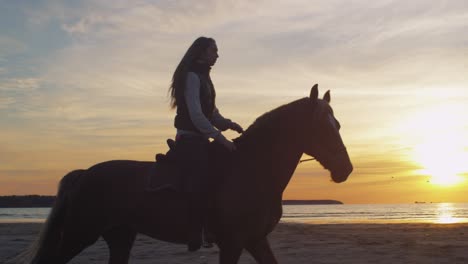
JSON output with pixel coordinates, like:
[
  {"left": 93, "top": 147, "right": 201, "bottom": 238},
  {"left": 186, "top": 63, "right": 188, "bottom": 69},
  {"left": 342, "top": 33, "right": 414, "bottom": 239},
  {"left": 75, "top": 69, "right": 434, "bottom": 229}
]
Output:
[
  {"left": 0, "top": 195, "right": 342, "bottom": 207},
  {"left": 282, "top": 200, "right": 343, "bottom": 205},
  {"left": 0, "top": 195, "right": 55, "bottom": 208}
]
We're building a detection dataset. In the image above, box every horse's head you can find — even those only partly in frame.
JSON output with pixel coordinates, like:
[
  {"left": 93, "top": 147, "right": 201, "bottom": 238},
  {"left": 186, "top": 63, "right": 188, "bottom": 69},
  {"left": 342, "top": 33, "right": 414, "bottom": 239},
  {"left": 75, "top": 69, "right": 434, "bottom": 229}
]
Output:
[{"left": 303, "top": 84, "right": 353, "bottom": 183}]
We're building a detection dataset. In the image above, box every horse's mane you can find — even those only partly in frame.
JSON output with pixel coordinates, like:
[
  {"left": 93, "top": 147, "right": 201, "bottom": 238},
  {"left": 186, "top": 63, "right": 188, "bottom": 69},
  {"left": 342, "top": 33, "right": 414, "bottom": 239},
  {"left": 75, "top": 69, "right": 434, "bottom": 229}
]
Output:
[{"left": 234, "top": 97, "right": 310, "bottom": 147}]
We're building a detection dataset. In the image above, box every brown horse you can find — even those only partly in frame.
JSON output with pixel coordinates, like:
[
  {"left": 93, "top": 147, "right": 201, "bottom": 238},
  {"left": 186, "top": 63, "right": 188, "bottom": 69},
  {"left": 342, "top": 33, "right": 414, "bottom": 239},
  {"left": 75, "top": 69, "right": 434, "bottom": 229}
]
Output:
[{"left": 17, "top": 84, "right": 352, "bottom": 264}]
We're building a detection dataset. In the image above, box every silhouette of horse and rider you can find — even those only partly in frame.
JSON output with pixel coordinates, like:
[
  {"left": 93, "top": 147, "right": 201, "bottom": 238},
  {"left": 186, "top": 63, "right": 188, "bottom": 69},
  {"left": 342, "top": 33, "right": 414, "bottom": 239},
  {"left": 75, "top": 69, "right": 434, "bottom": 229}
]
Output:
[{"left": 15, "top": 84, "right": 352, "bottom": 264}]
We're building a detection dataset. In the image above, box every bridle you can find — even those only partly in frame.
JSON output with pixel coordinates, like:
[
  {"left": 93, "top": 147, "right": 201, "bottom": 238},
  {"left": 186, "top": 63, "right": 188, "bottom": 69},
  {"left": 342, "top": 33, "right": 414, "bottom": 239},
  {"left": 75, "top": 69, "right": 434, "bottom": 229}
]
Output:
[{"left": 299, "top": 100, "right": 345, "bottom": 164}]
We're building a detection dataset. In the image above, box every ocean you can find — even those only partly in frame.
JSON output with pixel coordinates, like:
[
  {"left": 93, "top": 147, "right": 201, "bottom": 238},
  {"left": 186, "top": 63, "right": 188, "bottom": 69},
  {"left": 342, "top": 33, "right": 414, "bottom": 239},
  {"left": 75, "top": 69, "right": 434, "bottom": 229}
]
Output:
[
  {"left": 281, "top": 203, "right": 468, "bottom": 224},
  {"left": 1, "top": 203, "right": 468, "bottom": 224}
]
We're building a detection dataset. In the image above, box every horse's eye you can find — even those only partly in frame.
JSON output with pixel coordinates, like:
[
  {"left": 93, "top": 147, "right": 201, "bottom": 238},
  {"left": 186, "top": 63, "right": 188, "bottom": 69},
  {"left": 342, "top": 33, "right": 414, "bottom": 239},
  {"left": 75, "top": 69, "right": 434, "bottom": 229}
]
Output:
[{"left": 328, "top": 114, "right": 337, "bottom": 130}]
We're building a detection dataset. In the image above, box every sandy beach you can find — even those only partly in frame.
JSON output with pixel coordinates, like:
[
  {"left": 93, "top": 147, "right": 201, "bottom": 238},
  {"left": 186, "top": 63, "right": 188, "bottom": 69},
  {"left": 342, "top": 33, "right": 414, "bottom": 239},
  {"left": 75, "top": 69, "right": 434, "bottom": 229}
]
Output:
[{"left": 1, "top": 222, "right": 468, "bottom": 263}]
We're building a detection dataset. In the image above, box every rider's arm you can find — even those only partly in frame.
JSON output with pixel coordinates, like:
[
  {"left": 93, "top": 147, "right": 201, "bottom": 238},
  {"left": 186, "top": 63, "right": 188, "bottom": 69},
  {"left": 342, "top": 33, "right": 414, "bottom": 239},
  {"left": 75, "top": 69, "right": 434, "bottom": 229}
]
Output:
[
  {"left": 184, "top": 72, "right": 228, "bottom": 141},
  {"left": 211, "top": 108, "right": 233, "bottom": 131}
]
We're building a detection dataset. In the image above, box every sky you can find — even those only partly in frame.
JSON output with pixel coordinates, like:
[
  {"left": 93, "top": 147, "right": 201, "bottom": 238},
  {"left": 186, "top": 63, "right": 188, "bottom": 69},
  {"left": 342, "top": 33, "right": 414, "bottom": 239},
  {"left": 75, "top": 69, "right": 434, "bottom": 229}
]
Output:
[{"left": 1, "top": 0, "right": 467, "bottom": 204}]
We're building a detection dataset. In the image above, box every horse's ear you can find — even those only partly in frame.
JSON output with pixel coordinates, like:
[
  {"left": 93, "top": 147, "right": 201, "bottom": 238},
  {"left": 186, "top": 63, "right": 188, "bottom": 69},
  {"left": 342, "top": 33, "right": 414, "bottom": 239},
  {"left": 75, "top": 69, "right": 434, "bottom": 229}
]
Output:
[
  {"left": 324, "top": 90, "right": 331, "bottom": 103},
  {"left": 310, "top": 84, "right": 318, "bottom": 101}
]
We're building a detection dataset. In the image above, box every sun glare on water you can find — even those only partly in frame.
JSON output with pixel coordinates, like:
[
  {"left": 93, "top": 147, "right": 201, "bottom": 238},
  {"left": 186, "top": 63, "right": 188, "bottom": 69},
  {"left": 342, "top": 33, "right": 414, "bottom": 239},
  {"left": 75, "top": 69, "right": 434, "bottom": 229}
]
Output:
[
  {"left": 435, "top": 203, "right": 463, "bottom": 224},
  {"left": 401, "top": 105, "right": 468, "bottom": 187}
]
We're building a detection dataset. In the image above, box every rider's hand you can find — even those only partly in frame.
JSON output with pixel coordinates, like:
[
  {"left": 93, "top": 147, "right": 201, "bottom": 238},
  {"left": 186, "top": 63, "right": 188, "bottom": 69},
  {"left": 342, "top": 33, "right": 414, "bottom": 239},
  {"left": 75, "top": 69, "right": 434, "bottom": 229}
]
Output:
[
  {"left": 216, "top": 134, "right": 237, "bottom": 152},
  {"left": 230, "top": 122, "right": 244, "bottom": 134}
]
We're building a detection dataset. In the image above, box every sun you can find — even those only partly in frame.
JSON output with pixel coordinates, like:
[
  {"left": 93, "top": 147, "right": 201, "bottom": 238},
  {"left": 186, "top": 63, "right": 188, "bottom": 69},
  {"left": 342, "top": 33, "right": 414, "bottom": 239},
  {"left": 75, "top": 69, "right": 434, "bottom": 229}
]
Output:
[
  {"left": 401, "top": 105, "right": 468, "bottom": 187},
  {"left": 414, "top": 141, "right": 465, "bottom": 186}
]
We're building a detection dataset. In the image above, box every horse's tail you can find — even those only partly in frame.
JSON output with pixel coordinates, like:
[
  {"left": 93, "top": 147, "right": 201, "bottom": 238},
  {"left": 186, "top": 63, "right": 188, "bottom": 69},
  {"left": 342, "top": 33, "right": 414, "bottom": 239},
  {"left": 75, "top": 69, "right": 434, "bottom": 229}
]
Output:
[{"left": 6, "top": 169, "right": 86, "bottom": 264}]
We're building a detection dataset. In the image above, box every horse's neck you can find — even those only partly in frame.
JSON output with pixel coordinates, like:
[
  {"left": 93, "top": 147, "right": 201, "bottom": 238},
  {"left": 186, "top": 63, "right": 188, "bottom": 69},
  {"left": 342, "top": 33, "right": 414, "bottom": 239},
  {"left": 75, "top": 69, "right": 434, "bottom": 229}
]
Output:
[
  {"left": 243, "top": 125, "right": 303, "bottom": 198},
  {"left": 235, "top": 100, "right": 308, "bottom": 200},
  {"left": 268, "top": 137, "right": 303, "bottom": 194}
]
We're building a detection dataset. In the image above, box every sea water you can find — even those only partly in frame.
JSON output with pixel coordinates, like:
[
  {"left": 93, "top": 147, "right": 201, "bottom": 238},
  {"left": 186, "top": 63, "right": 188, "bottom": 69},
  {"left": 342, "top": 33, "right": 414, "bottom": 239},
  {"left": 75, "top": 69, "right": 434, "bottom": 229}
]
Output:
[
  {"left": 0, "top": 208, "right": 50, "bottom": 223},
  {"left": 1, "top": 203, "right": 468, "bottom": 224},
  {"left": 281, "top": 203, "right": 468, "bottom": 224}
]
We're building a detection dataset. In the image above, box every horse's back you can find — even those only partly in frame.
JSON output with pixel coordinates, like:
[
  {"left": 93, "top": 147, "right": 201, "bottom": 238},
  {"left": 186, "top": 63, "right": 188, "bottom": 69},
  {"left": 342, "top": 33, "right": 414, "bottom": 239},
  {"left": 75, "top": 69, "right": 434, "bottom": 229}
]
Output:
[
  {"left": 84, "top": 159, "right": 152, "bottom": 194},
  {"left": 83, "top": 160, "right": 191, "bottom": 241},
  {"left": 87, "top": 160, "right": 152, "bottom": 175},
  {"left": 62, "top": 161, "right": 152, "bottom": 224}
]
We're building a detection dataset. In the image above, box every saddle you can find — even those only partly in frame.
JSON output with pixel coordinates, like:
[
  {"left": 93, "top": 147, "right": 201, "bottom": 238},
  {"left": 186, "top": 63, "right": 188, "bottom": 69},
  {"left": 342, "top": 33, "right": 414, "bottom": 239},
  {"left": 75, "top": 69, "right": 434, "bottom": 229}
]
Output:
[
  {"left": 145, "top": 139, "right": 181, "bottom": 192},
  {"left": 146, "top": 138, "right": 233, "bottom": 192}
]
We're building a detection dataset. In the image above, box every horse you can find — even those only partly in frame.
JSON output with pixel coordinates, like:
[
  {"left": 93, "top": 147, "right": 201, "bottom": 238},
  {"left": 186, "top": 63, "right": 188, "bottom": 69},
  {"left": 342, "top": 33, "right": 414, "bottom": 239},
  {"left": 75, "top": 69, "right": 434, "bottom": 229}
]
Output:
[{"left": 14, "top": 84, "right": 352, "bottom": 264}]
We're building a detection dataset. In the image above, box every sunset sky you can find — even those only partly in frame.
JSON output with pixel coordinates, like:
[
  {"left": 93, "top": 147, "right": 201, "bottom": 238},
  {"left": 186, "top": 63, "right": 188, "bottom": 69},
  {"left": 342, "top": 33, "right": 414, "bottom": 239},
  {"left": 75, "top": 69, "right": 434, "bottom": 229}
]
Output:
[{"left": 1, "top": 0, "right": 467, "bottom": 204}]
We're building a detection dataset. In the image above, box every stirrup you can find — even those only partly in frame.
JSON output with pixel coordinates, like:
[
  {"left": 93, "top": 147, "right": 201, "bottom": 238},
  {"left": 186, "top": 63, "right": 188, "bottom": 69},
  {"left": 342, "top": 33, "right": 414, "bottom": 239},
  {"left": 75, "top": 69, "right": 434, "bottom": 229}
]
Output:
[
  {"left": 202, "top": 241, "right": 214, "bottom": 248},
  {"left": 202, "top": 228, "right": 214, "bottom": 248}
]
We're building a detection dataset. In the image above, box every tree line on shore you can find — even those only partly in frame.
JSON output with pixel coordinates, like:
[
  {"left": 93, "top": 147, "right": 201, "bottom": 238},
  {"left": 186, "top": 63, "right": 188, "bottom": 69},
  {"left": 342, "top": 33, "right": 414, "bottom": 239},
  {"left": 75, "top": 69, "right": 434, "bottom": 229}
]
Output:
[
  {"left": 0, "top": 195, "right": 342, "bottom": 208},
  {"left": 0, "top": 195, "right": 55, "bottom": 208}
]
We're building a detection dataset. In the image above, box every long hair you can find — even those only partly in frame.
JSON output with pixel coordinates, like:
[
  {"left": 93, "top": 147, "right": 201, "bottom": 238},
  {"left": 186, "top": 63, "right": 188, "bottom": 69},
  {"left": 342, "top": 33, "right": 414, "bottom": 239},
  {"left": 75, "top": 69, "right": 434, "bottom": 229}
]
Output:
[{"left": 169, "top": 36, "right": 215, "bottom": 109}]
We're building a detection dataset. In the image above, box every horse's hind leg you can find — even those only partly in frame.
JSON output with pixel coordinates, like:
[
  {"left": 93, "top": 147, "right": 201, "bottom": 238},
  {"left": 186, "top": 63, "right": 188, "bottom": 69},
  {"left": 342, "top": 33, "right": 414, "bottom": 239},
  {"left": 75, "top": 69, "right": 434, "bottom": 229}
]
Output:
[
  {"left": 102, "top": 226, "right": 137, "bottom": 264},
  {"left": 51, "top": 231, "right": 100, "bottom": 264},
  {"left": 245, "top": 237, "right": 278, "bottom": 264}
]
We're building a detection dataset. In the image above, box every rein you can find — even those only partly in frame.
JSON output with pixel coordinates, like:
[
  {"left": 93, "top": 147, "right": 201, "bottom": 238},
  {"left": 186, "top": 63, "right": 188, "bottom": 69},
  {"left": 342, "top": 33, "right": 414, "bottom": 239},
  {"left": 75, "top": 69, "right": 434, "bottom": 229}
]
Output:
[
  {"left": 299, "top": 157, "right": 316, "bottom": 163},
  {"left": 299, "top": 100, "right": 323, "bottom": 164}
]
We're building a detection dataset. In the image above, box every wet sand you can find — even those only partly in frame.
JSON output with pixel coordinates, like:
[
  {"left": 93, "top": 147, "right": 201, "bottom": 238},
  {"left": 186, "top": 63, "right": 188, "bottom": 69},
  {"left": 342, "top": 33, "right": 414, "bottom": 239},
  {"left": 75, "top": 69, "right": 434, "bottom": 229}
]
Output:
[{"left": 1, "top": 222, "right": 468, "bottom": 263}]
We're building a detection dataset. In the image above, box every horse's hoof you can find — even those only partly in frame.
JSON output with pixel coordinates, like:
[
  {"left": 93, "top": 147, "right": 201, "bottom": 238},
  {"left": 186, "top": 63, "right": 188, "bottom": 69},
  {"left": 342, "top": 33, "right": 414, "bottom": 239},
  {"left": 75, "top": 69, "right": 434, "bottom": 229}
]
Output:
[
  {"left": 188, "top": 243, "right": 201, "bottom": 252},
  {"left": 202, "top": 241, "right": 214, "bottom": 248}
]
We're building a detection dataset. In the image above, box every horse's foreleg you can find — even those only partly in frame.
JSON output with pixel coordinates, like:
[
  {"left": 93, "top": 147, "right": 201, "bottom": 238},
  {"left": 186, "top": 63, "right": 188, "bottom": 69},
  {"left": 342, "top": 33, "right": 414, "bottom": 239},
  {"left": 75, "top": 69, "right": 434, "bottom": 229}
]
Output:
[
  {"left": 245, "top": 237, "right": 278, "bottom": 264},
  {"left": 102, "top": 226, "right": 137, "bottom": 264}
]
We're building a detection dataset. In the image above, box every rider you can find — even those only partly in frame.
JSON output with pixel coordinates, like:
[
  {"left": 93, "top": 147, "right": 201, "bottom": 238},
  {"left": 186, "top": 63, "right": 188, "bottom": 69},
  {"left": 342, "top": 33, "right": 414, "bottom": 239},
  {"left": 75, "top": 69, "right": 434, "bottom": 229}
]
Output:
[{"left": 169, "top": 36, "right": 244, "bottom": 251}]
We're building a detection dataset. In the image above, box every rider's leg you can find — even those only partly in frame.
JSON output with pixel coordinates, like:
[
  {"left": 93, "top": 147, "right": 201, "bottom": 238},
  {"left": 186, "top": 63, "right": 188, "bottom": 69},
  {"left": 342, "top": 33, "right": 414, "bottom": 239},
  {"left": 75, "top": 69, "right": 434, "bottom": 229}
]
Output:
[{"left": 177, "top": 135, "right": 210, "bottom": 251}]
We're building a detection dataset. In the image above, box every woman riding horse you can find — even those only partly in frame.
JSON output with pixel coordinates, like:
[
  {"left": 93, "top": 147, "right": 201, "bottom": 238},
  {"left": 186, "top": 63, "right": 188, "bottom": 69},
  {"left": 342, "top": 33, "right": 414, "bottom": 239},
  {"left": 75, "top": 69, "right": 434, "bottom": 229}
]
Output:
[{"left": 168, "top": 37, "right": 244, "bottom": 251}]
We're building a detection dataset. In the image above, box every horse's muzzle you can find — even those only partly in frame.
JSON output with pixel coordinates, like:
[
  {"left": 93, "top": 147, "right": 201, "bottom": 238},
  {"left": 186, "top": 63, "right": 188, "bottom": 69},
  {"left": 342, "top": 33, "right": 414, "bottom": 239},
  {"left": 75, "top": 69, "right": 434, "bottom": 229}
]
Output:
[{"left": 331, "top": 154, "right": 353, "bottom": 183}]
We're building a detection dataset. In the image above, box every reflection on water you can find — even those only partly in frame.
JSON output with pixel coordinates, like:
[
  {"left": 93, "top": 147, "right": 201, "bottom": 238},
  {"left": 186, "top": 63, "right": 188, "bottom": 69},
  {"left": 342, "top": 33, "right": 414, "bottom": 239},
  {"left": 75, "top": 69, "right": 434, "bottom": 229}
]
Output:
[
  {"left": 435, "top": 203, "right": 463, "bottom": 224},
  {"left": 281, "top": 203, "right": 468, "bottom": 224},
  {"left": 0, "top": 208, "right": 50, "bottom": 223}
]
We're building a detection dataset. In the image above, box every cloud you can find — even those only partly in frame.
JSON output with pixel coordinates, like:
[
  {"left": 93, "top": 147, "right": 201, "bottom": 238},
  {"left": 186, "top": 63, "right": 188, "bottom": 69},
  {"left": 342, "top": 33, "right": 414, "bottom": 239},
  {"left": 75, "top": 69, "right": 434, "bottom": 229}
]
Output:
[
  {"left": 26, "top": 0, "right": 468, "bottom": 105},
  {"left": 0, "top": 97, "right": 15, "bottom": 109},
  {"left": 23, "top": 0, "right": 78, "bottom": 28},
  {"left": 216, "top": 1, "right": 468, "bottom": 90},
  {"left": 2, "top": 1, "right": 468, "bottom": 197},
  {"left": 17, "top": 1, "right": 468, "bottom": 147},
  {"left": 0, "top": 36, "right": 27, "bottom": 60},
  {"left": 5, "top": 0, "right": 468, "bottom": 119},
  {"left": 0, "top": 78, "right": 40, "bottom": 92},
  {"left": 0, "top": 77, "right": 41, "bottom": 113}
]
